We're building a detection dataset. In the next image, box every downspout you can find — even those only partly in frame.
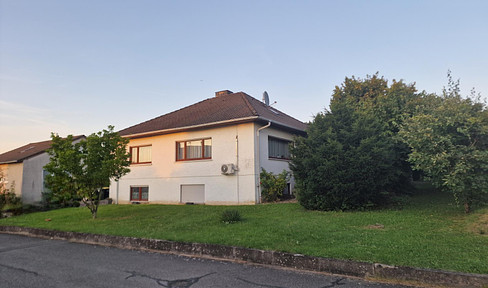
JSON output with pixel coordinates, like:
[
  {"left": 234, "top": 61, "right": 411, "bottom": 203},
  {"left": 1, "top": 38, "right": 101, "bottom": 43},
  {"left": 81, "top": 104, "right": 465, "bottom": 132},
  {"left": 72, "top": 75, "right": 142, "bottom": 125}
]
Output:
[
  {"left": 235, "top": 128, "right": 240, "bottom": 204},
  {"left": 256, "top": 122, "right": 271, "bottom": 204},
  {"left": 116, "top": 179, "right": 119, "bottom": 204}
]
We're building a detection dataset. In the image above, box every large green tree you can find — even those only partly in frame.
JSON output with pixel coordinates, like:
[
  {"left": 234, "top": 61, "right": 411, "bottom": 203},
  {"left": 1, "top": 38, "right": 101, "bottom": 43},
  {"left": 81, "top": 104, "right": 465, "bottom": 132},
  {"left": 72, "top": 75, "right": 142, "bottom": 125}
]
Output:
[
  {"left": 290, "top": 74, "right": 421, "bottom": 211},
  {"left": 290, "top": 100, "right": 397, "bottom": 210},
  {"left": 331, "top": 73, "right": 421, "bottom": 189},
  {"left": 400, "top": 74, "right": 488, "bottom": 213},
  {"left": 45, "top": 126, "right": 130, "bottom": 218}
]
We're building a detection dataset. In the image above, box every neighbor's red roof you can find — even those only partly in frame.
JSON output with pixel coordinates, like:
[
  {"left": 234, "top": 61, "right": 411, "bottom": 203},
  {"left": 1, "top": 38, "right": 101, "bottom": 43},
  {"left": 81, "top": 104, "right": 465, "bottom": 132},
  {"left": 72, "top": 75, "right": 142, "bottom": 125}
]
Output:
[
  {"left": 119, "top": 91, "right": 308, "bottom": 137},
  {"left": 0, "top": 135, "right": 85, "bottom": 164}
]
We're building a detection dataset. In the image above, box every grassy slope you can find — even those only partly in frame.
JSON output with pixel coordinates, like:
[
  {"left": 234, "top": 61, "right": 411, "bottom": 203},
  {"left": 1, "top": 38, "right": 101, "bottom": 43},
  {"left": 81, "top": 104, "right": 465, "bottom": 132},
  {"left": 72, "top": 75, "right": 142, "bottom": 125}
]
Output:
[{"left": 1, "top": 186, "right": 487, "bottom": 274}]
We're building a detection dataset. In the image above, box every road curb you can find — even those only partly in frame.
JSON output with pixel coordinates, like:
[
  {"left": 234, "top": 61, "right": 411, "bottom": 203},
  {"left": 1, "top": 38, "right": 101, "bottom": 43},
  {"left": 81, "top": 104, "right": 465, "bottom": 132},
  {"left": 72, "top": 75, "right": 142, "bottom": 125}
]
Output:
[{"left": 1, "top": 226, "right": 487, "bottom": 287}]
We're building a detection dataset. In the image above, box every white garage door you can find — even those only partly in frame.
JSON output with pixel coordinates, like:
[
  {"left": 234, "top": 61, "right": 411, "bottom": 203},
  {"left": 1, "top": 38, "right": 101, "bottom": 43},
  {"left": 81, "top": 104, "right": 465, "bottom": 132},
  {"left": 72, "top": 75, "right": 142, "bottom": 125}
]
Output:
[{"left": 180, "top": 184, "right": 205, "bottom": 204}]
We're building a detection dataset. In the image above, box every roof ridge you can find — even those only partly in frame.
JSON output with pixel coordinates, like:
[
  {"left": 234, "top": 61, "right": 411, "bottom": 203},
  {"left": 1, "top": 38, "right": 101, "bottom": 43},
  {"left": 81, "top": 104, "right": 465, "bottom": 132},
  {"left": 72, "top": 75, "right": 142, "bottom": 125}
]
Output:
[
  {"left": 118, "top": 97, "right": 214, "bottom": 133},
  {"left": 118, "top": 90, "right": 307, "bottom": 137},
  {"left": 247, "top": 95, "right": 295, "bottom": 119},
  {"left": 237, "top": 92, "right": 258, "bottom": 116}
]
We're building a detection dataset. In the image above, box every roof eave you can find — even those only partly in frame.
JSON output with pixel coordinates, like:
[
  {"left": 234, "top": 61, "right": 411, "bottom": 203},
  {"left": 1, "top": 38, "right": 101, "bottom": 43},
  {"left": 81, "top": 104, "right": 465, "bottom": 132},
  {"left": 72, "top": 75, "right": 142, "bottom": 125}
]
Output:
[
  {"left": 122, "top": 116, "right": 260, "bottom": 139},
  {"left": 122, "top": 116, "right": 307, "bottom": 139},
  {"left": 256, "top": 117, "right": 307, "bottom": 136},
  {"left": 0, "top": 160, "right": 21, "bottom": 165}
]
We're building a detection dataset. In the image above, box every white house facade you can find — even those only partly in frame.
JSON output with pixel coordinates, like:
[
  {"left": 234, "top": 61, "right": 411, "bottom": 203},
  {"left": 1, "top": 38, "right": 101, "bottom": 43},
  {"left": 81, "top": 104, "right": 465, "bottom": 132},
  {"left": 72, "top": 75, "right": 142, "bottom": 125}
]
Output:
[{"left": 110, "top": 90, "right": 307, "bottom": 205}]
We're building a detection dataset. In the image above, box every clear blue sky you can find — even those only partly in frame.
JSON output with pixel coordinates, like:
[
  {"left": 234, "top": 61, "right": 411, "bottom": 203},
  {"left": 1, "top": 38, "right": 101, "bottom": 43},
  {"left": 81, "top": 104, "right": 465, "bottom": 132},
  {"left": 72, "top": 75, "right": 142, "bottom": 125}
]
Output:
[{"left": 1, "top": 0, "right": 487, "bottom": 153}]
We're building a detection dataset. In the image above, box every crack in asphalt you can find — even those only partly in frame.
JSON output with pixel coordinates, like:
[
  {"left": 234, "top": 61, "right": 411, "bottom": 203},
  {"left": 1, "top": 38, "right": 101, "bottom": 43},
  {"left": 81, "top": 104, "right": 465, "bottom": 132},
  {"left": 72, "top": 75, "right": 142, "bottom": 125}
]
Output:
[
  {"left": 236, "top": 276, "right": 347, "bottom": 288},
  {"left": 321, "top": 278, "right": 346, "bottom": 288},
  {"left": 0, "top": 263, "right": 39, "bottom": 276},
  {"left": 124, "top": 271, "right": 215, "bottom": 287},
  {"left": 125, "top": 270, "right": 347, "bottom": 288}
]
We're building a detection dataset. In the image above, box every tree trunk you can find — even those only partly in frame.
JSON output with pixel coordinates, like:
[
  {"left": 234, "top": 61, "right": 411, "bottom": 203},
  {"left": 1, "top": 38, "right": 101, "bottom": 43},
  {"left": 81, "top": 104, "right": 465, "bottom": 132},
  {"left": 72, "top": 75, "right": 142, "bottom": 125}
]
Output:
[
  {"left": 464, "top": 202, "right": 470, "bottom": 214},
  {"left": 91, "top": 188, "right": 103, "bottom": 219}
]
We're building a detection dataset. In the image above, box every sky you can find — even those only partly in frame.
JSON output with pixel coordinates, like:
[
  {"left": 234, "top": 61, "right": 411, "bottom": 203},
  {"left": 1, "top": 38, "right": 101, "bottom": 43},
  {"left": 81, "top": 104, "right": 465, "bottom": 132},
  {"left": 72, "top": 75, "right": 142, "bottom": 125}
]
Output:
[{"left": 1, "top": 0, "right": 487, "bottom": 153}]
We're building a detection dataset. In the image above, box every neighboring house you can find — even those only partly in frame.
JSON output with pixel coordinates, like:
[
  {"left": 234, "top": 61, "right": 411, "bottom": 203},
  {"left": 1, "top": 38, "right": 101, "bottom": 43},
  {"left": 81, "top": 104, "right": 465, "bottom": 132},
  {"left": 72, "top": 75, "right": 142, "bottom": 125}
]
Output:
[
  {"left": 110, "top": 90, "right": 307, "bottom": 205},
  {"left": 0, "top": 136, "right": 85, "bottom": 204}
]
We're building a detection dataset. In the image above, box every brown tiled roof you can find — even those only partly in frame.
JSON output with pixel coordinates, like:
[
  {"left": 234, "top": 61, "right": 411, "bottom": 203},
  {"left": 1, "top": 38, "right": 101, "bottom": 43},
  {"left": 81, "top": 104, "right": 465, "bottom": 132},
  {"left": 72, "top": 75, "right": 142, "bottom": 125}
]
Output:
[
  {"left": 119, "top": 91, "right": 308, "bottom": 137},
  {"left": 0, "top": 135, "right": 85, "bottom": 164}
]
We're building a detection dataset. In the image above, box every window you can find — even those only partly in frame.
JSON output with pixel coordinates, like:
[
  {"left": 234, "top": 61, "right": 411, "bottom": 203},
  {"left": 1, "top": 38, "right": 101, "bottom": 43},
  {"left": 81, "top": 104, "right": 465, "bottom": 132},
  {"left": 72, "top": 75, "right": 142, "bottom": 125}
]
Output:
[
  {"left": 130, "top": 145, "right": 152, "bottom": 164},
  {"left": 268, "top": 136, "right": 291, "bottom": 159},
  {"left": 130, "top": 186, "right": 148, "bottom": 201},
  {"left": 176, "top": 138, "right": 212, "bottom": 161}
]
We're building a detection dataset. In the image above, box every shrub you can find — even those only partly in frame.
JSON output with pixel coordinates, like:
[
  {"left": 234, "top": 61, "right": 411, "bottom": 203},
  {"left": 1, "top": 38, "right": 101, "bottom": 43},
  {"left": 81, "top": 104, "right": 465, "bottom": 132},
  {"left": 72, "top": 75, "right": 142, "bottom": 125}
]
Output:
[
  {"left": 0, "top": 191, "right": 22, "bottom": 209},
  {"left": 0, "top": 191, "right": 23, "bottom": 217},
  {"left": 220, "top": 209, "right": 242, "bottom": 224},
  {"left": 41, "top": 190, "right": 82, "bottom": 210},
  {"left": 290, "top": 103, "right": 399, "bottom": 211},
  {"left": 260, "top": 169, "right": 291, "bottom": 202},
  {"left": 1, "top": 203, "right": 23, "bottom": 216}
]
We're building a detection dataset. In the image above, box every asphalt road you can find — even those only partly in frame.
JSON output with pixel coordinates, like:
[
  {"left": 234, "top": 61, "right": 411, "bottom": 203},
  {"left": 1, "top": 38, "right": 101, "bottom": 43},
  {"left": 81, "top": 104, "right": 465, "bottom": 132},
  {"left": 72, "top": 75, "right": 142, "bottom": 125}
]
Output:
[{"left": 0, "top": 234, "right": 413, "bottom": 288}]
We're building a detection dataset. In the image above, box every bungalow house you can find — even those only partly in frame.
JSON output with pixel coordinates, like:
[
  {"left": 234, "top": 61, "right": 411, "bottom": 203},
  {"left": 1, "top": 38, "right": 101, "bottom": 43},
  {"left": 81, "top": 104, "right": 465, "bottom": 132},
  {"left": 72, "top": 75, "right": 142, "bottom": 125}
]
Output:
[
  {"left": 0, "top": 136, "right": 85, "bottom": 204},
  {"left": 110, "top": 90, "right": 307, "bottom": 205}
]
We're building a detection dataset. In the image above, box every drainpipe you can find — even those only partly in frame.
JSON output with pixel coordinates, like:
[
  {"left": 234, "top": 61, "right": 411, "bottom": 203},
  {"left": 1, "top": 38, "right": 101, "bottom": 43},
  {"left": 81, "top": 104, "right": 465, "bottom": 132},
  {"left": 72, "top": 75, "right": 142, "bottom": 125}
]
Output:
[
  {"left": 256, "top": 122, "right": 271, "bottom": 204},
  {"left": 235, "top": 128, "right": 239, "bottom": 204},
  {"left": 116, "top": 179, "right": 119, "bottom": 204}
]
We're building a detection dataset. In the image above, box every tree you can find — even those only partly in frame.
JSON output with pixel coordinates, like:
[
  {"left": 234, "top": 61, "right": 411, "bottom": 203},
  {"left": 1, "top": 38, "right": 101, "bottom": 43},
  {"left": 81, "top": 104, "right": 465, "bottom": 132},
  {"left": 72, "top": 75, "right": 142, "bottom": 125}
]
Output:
[
  {"left": 331, "top": 73, "right": 421, "bottom": 191},
  {"left": 290, "top": 100, "right": 397, "bottom": 211},
  {"left": 43, "top": 135, "right": 84, "bottom": 207},
  {"left": 45, "top": 126, "right": 130, "bottom": 218},
  {"left": 290, "top": 74, "right": 421, "bottom": 211},
  {"left": 400, "top": 72, "right": 488, "bottom": 213}
]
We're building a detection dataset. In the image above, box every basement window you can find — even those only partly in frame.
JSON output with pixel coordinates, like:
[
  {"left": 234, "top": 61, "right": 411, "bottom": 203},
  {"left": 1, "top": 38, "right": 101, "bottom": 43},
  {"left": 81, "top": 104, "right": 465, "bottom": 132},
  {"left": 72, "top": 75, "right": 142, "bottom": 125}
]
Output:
[{"left": 130, "top": 186, "right": 149, "bottom": 201}]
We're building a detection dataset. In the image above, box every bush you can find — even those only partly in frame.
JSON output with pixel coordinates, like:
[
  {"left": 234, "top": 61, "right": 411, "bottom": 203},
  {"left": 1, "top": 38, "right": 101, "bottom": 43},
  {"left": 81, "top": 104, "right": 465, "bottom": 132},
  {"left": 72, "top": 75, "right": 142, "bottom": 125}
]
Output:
[
  {"left": 220, "top": 209, "right": 242, "bottom": 224},
  {"left": 260, "top": 169, "right": 291, "bottom": 202},
  {"left": 41, "top": 190, "right": 82, "bottom": 210},
  {"left": 290, "top": 103, "right": 399, "bottom": 211},
  {"left": 0, "top": 192, "right": 23, "bottom": 217},
  {"left": 0, "top": 191, "right": 22, "bottom": 209},
  {"left": 1, "top": 203, "right": 23, "bottom": 216}
]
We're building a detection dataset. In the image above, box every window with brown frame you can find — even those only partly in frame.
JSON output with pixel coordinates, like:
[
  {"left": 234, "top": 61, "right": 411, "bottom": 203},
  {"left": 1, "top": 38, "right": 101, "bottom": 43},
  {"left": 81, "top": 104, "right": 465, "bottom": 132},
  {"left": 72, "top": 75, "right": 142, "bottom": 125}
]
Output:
[
  {"left": 130, "top": 145, "right": 152, "bottom": 164},
  {"left": 176, "top": 138, "right": 212, "bottom": 161},
  {"left": 130, "top": 186, "right": 148, "bottom": 201}
]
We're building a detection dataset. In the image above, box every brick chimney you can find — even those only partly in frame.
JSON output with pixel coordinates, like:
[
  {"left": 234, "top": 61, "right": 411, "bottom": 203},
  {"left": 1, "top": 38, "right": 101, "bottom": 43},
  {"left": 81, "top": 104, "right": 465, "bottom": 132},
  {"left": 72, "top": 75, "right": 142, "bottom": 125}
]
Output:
[{"left": 215, "top": 90, "right": 233, "bottom": 97}]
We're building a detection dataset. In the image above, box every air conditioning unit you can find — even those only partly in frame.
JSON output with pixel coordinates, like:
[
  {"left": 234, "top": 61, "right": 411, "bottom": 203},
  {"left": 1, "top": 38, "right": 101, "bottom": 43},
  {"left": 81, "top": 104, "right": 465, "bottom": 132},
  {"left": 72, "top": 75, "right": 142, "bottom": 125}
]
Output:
[{"left": 221, "top": 164, "right": 236, "bottom": 175}]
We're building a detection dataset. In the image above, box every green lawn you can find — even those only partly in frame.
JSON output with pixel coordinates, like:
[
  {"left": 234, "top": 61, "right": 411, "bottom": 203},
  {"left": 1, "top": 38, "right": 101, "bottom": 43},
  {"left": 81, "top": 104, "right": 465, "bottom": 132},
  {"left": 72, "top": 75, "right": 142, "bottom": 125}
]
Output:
[{"left": 1, "top": 184, "right": 487, "bottom": 274}]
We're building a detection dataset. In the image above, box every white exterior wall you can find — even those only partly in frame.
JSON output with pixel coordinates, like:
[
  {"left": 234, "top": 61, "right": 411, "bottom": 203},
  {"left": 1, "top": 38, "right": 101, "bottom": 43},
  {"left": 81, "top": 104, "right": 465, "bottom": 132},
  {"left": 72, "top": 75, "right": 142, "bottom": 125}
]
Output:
[
  {"left": 255, "top": 125, "right": 297, "bottom": 200},
  {"left": 111, "top": 123, "right": 258, "bottom": 205},
  {"left": 110, "top": 122, "right": 300, "bottom": 205},
  {"left": 21, "top": 152, "right": 50, "bottom": 204},
  {"left": 0, "top": 163, "right": 23, "bottom": 197}
]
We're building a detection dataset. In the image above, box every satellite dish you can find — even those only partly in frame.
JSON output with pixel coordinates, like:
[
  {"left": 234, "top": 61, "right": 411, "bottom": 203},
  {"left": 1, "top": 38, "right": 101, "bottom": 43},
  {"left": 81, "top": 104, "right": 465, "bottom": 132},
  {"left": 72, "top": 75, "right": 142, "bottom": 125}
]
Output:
[{"left": 262, "top": 91, "right": 269, "bottom": 106}]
